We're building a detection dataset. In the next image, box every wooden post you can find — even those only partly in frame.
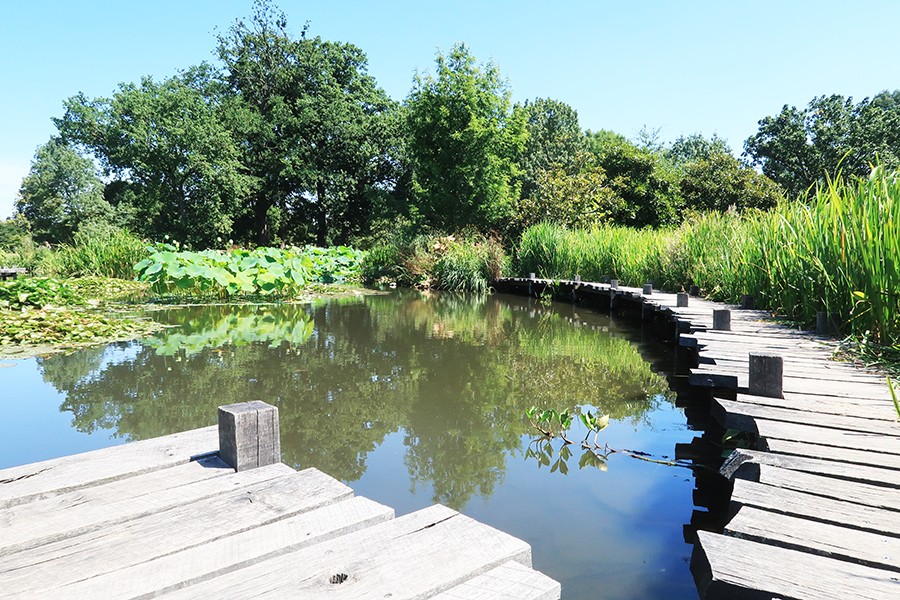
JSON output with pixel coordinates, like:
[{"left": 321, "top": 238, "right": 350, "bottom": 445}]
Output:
[
  {"left": 528, "top": 272, "right": 536, "bottom": 280},
  {"left": 816, "top": 311, "right": 839, "bottom": 337},
  {"left": 741, "top": 295, "right": 755, "bottom": 310},
  {"left": 218, "top": 401, "right": 281, "bottom": 471},
  {"left": 642, "top": 283, "right": 652, "bottom": 295},
  {"left": 712, "top": 309, "right": 731, "bottom": 331},
  {"left": 749, "top": 353, "right": 783, "bottom": 398},
  {"left": 609, "top": 279, "right": 619, "bottom": 290},
  {"left": 689, "top": 284, "right": 700, "bottom": 297},
  {"left": 573, "top": 274, "right": 581, "bottom": 283},
  {"left": 676, "top": 292, "right": 689, "bottom": 307}
]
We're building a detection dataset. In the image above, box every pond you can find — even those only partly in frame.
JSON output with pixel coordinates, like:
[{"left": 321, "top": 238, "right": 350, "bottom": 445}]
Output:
[{"left": 0, "top": 291, "right": 700, "bottom": 599}]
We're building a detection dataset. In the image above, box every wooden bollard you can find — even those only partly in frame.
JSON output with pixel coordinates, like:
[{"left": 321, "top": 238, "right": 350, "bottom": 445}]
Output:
[
  {"left": 712, "top": 309, "right": 731, "bottom": 331},
  {"left": 749, "top": 353, "right": 783, "bottom": 398},
  {"left": 689, "top": 284, "right": 700, "bottom": 297},
  {"left": 740, "top": 295, "right": 755, "bottom": 310},
  {"left": 218, "top": 401, "right": 281, "bottom": 471},
  {"left": 528, "top": 272, "right": 536, "bottom": 280},
  {"left": 816, "top": 311, "right": 839, "bottom": 337},
  {"left": 610, "top": 279, "right": 619, "bottom": 290},
  {"left": 573, "top": 274, "right": 581, "bottom": 282},
  {"left": 676, "top": 292, "right": 689, "bottom": 307},
  {"left": 642, "top": 283, "right": 652, "bottom": 295}
]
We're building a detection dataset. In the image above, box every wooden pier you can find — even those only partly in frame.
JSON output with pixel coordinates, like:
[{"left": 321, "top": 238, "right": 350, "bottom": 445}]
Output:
[
  {"left": 0, "top": 401, "right": 561, "bottom": 599},
  {"left": 0, "top": 268, "right": 26, "bottom": 281},
  {"left": 496, "top": 277, "right": 900, "bottom": 600}
]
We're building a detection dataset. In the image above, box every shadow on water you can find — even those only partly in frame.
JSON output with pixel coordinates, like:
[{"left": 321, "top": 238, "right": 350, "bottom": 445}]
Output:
[{"left": 24, "top": 290, "right": 700, "bottom": 599}]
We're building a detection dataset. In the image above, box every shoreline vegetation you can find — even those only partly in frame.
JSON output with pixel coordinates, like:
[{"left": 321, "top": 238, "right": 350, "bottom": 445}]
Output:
[{"left": 3, "top": 164, "right": 899, "bottom": 370}]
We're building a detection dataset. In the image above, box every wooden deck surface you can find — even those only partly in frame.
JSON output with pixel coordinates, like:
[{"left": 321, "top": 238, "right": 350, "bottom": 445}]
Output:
[
  {"left": 0, "top": 426, "right": 560, "bottom": 599},
  {"left": 497, "top": 277, "right": 900, "bottom": 600}
]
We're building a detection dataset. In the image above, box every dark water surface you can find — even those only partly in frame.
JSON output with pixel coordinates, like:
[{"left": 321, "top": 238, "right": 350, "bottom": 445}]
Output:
[{"left": 0, "top": 291, "right": 699, "bottom": 599}]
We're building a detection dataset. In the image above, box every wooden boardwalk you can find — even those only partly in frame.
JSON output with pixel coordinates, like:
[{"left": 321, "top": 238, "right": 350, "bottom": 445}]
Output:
[
  {"left": 0, "top": 403, "right": 561, "bottom": 599},
  {"left": 496, "top": 277, "right": 900, "bottom": 600}
]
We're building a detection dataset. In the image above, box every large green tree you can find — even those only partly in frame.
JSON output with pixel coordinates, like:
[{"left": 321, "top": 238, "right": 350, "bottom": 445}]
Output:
[
  {"left": 405, "top": 43, "right": 527, "bottom": 233},
  {"left": 216, "top": 0, "right": 399, "bottom": 246},
  {"left": 586, "top": 130, "right": 682, "bottom": 227},
  {"left": 517, "top": 98, "right": 585, "bottom": 202},
  {"left": 55, "top": 70, "right": 248, "bottom": 247},
  {"left": 15, "top": 138, "right": 113, "bottom": 243},
  {"left": 744, "top": 91, "right": 900, "bottom": 198}
]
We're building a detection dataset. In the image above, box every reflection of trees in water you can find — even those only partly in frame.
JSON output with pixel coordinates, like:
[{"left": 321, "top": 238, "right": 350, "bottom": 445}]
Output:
[{"left": 39, "top": 292, "right": 672, "bottom": 509}]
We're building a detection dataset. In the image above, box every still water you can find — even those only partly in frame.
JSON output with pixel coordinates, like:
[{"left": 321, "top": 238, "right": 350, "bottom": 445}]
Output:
[{"left": 0, "top": 291, "right": 699, "bottom": 599}]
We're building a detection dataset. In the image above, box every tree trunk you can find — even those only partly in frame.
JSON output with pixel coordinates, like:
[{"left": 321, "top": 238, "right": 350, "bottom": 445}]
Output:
[{"left": 255, "top": 194, "right": 270, "bottom": 246}]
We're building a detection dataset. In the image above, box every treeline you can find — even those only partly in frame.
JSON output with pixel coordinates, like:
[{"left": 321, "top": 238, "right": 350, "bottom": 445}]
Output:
[{"left": 8, "top": 0, "right": 900, "bottom": 252}]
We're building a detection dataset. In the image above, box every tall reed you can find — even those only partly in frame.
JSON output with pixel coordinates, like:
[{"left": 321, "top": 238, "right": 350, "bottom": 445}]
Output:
[
  {"left": 517, "top": 166, "right": 900, "bottom": 346},
  {"left": 40, "top": 229, "right": 148, "bottom": 280}
]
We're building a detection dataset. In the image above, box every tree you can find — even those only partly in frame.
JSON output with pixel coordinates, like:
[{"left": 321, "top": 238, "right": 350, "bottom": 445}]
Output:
[
  {"left": 55, "top": 71, "right": 249, "bottom": 247},
  {"left": 517, "top": 98, "right": 585, "bottom": 202},
  {"left": 667, "top": 133, "right": 732, "bottom": 164},
  {"left": 405, "top": 43, "right": 527, "bottom": 233},
  {"left": 516, "top": 151, "right": 620, "bottom": 230},
  {"left": 679, "top": 152, "right": 784, "bottom": 213},
  {"left": 586, "top": 130, "right": 682, "bottom": 227},
  {"left": 217, "top": 0, "right": 398, "bottom": 246},
  {"left": 15, "top": 138, "right": 112, "bottom": 243},
  {"left": 744, "top": 91, "right": 900, "bottom": 198}
]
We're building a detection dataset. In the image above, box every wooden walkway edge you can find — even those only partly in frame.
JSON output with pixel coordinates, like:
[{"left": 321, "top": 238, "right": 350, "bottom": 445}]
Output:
[
  {"left": 0, "top": 402, "right": 561, "bottom": 599},
  {"left": 496, "top": 277, "right": 900, "bottom": 600}
]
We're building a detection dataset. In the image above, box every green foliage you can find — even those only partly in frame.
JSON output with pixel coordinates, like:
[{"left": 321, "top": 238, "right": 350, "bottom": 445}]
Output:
[
  {"left": 517, "top": 98, "right": 586, "bottom": 202},
  {"left": 56, "top": 72, "right": 249, "bottom": 248},
  {"left": 406, "top": 43, "right": 527, "bottom": 233},
  {"left": 666, "top": 133, "right": 732, "bottom": 164},
  {"left": 744, "top": 91, "right": 900, "bottom": 198},
  {"left": 15, "top": 138, "right": 114, "bottom": 244},
  {"left": 679, "top": 152, "right": 785, "bottom": 212},
  {"left": 134, "top": 244, "right": 365, "bottom": 298},
  {"left": 0, "top": 277, "right": 82, "bottom": 309},
  {"left": 0, "top": 218, "right": 27, "bottom": 251},
  {"left": 39, "top": 228, "right": 148, "bottom": 279},
  {"left": 361, "top": 233, "right": 508, "bottom": 292},
  {"left": 0, "top": 235, "right": 51, "bottom": 273},
  {"left": 586, "top": 130, "right": 683, "bottom": 227},
  {"left": 519, "top": 163, "right": 900, "bottom": 349},
  {"left": 517, "top": 150, "right": 622, "bottom": 230},
  {"left": 0, "top": 308, "right": 162, "bottom": 352}
]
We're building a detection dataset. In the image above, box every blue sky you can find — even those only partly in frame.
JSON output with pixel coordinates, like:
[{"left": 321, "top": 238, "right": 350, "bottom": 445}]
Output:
[{"left": 2, "top": 0, "right": 899, "bottom": 219}]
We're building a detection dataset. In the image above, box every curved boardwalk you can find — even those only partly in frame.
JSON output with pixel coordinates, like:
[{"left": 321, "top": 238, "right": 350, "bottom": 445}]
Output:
[{"left": 497, "top": 277, "right": 900, "bottom": 600}]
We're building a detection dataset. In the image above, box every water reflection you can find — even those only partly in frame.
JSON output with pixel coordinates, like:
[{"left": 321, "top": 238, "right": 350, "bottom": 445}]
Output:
[{"left": 37, "top": 291, "right": 671, "bottom": 510}]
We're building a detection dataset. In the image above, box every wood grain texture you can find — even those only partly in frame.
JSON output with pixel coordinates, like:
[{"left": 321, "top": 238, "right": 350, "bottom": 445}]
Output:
[
  {"left": 693, "top": 530, "right": 899, "bottom": 600},
  {"left": 0, "top": 468, "right": 352, "bottom": 596},
  {"left": 713, "top": 398, "right": 900, "bottom": 436},
  {"left": 751, "top": 417, "right": 900, "bottom": 454},
  {"left": 430, "top": 561, "right": 561, "bottom": 600},
  {"left": 752, "top": 463, "right": 900, "bottom": 511},
  {"left": 725, "top": 505, "right": 900, "bottom": 571},
  {"left": 721, "top": 448, "right": 900, "bottom": 488},
  {"left": 0, "top": 426, "right": 218, "bottom": 509},
  {"left": 156, "top": 504, "right": 533, "bottom": 600},
  {"left": 39, "top": 496, "right": 395, "bottom": 600},
  {"left": 0, "top": 458, "right": 295, "bottom": 557},
  {"left": 765, "top": 437, "right": 900, "bottom": 470},
  {"left": 730, "top": 479, "right": 900, "bottom": 535}
]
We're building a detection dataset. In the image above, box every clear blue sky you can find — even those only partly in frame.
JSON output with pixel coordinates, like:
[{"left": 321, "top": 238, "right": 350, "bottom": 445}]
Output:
[{"left": 2, "top": 0, "right": 899, "bottom": 219}]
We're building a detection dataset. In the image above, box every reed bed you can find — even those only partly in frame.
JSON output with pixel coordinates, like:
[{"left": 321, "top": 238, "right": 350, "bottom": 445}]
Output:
[{"left": 517, "top": 166, "right": 900, "bottom": 348}]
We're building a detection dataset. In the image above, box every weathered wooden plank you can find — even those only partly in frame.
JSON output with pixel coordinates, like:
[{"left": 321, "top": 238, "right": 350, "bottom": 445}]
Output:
[
  {"left": 0, "top": 458, "right": 296, "bottom": 557},
  {"left": 430, "top": 561, "right": 561, "bottom": 600},
  {"left": 751, "top": 417, "right": 900, "bottom": 455},
  {"left": 693, "top": 530, "right": 899, "bottom": 600},
  {"left": 713, "top": 398, "right": 900, "bottom": 436},
  {"left": 700, "top": 357, "right": 884, "bottom": 383},
  {"left": 156, "top": 504, "right": 532, "bottom": 600},
  {"left": 0, "top": 426, "right": 218, "bottom": 509},
  {"left": 765, "top": 437, "right": 900, "bottom": 471},
  {"left": 730, "top": 392, "right": 895, "bottom": 421},
  {"left": 0, "top": 468, "right": 352, "bottom": 596},
  {"left": 721, "top": 448, "right": 900, "bottom": 488},
  {"left": 743, "top": 463, "right": 900, "bottom": 511},
  {"left": 730, "top": 479, "right": 900, "bottom": 535},
  {"left": 692, "top": 364, "right": 892, "bottom": 400},
  {"left": 39, "top": 496, "right": 395, "bottom": 600},
  {"left": 725, "top": 506, "right": 900, "bottom": 571}
]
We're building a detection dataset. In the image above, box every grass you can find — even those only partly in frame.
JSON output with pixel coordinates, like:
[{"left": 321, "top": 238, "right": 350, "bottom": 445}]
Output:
[
  {"left": 40, "top": 229, "right": 149, "bottom": 280},
  {"left": 516, "top": 165, "right": 900, "bottom": 352}
]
